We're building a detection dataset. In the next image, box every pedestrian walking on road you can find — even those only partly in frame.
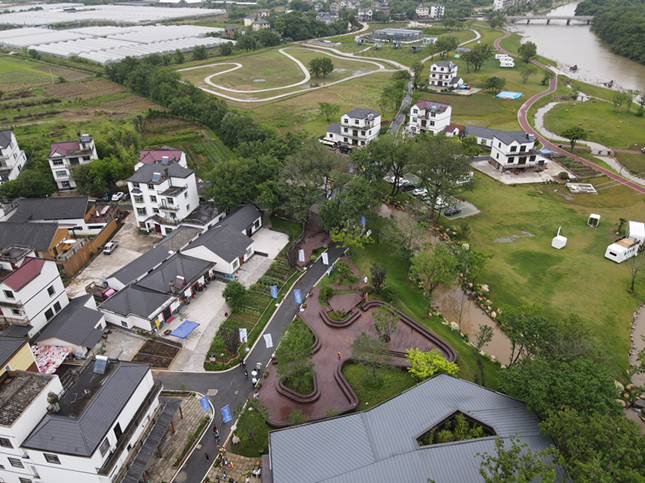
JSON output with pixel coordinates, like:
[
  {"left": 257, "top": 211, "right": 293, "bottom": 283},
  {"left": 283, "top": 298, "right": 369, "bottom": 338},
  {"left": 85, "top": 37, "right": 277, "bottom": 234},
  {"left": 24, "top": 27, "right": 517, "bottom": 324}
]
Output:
[
  {"left": 338, "top": 352, "right": 341, "bottom": 360},
  {"left": 214, "top": 429, "right": 220, "bottom": 442},
  {"left": 244, "top": 369, "right": 248, "bottom": 378},
  {"left": 240, "top": 358, "right": 245, "bottom": 367},
  {"left": 205, "top": 452, "right": 210, "bottom": 461},
  {"left": 213, "top": 424, "right": 217, "bottom": 433}
]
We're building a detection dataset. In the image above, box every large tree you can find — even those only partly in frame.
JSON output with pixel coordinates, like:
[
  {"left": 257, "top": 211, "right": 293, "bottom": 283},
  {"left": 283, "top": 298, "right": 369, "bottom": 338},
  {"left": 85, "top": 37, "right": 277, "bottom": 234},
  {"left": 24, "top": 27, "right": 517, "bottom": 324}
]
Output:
[
  {"left": 409, "top": 244, "right": 459, "bottom": 302},
  {"left": 462, "top": 43, "right": 493, "bottom": 72},
  {"left": 318, "top": 175, "right": 381, "bottom": 232},
  {"left": 372, "top": 304, "right": 400, "bottom": 344},
  {"left": 309, "top": 57, "right": 334, "bottom": 78},
  {"left": 405, "top": 348, "right": 458, "bottom": 381},
  {"left": 560, "top": 126, "right": 587, "bottom": 151},
  {"left": 380, "top": 216, "right": 426, "bottom": 266},
  {"left": 318, "top": 101, "right": 340, "bottom": 122},
  {"left": 353, "top": 134, "right": 412, "bottom": 197},
  {"left": 497, "top": 304, "right": 557, "bottom": 366},
  {"left": 409, "top": 133, "right": 474, "bottom": 221},
  {"left": 518, "top": 41, "right": 537, "bottom": 63},
  {"left": 434, "top": 36, "right": 459, "bottom": 58},
  {"left": 275, "top": 319, "right": 315, "bottom": 393},
  {"left": 351, "top": 332, "right": 391, "bottom": 385}
]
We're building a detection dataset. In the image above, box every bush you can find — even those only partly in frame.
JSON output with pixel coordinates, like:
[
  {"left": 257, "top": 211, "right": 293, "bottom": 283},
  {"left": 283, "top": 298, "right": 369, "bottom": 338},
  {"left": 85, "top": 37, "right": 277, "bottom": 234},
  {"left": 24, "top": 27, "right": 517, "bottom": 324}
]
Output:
[
  {"left": 319, "top": 286, "right": 334, "bottom": 304},
  {"left": 558, "top": 171, "right": 570, "bottom": 180}
]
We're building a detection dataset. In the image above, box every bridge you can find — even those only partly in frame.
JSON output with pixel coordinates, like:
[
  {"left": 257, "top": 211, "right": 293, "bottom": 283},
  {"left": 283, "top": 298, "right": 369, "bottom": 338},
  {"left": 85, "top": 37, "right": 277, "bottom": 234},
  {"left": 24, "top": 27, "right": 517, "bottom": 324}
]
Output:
[{"left": 506, "top": 15, "right": 593, "bottom": 25}]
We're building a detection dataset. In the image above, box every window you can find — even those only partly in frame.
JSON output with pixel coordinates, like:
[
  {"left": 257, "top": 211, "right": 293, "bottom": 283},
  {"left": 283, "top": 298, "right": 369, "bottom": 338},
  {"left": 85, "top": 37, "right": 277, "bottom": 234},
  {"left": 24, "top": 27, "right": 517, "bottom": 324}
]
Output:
[
  {"left": 83, "top": 156, "right": 91, "bottom": 161},
  {"left": 19, "top": 478, "right": 32, "bottom": 483},
  {"left": 508, "top": 157, "right": 515, "bottom": 163},
  {"left": 45, "top": 308, "right": 54, "bottom": 321},
  {"left": 8, "top": 457, "right": 24, "bottom": 468},
  {"left": 354, "top": 120, "right": 359, "bottom": 125},
  {"left": 153, "top": 208, "right": 159, "bottom": 214},
  {"left": 0, "top": 437, "right": 12, "bottom": 448},
  {"left": 166, "top": 198, "right": 174, "bottom": 205},
  {"left": 11, "top": 309, "right": 20, "bottom": 316},
  {"left": 343, "top": 127, "right": 348, "bottom": 133},
  {"left": 132, "top": 182, "right": 140, "bottom": 189},
  {"left": 361, "top": 131, "right": 365, "bottom": 136},
  {"left": 121, "top": 321, "right": 128, "bottom": 327},
  {"left": 44, "top": 454, "right": 61, "bottom": 464},
  {"left": 55, "top": 170, "right": 67, "bottom": 178},
  {"left": 147, "top": 184, "right": 154, "bottom": 190},
  {"left": 185, "top": 205, "right": 190, "bottom": 212},
  {"left": 184, "top": 192, "right": 188, "bottom": 199},
  {"left": 52, "top": 159, "right": 64, "bottom": 166},
  {"left": 136, "top": 208, "right": 147, "bottom": 217},
  {"left": 520, "top": 145, "right": 527, "bottom": 152},
  {"left": 149, "top": 195, "right": 157, "bottom": 203},
  {"left": 99, "top": 438, "right": 110, "bottom": 456},
  {"left": 133, "top": 195, "right": 144, "bottom": 204},
  {"left": 430, "top": 121, "right": 435, "bottom": 126},
  {"left": 47, "top": 285, "right": 55, "bottom": 297},
  {"left": 413, "top": 109, "right": 418, "bottom": 114},
  {"left": 53, "top": 301, "right": 61, "bottom": 313},
  {"left": 510, "top": 145, "right": 517, "bottom": 152}
]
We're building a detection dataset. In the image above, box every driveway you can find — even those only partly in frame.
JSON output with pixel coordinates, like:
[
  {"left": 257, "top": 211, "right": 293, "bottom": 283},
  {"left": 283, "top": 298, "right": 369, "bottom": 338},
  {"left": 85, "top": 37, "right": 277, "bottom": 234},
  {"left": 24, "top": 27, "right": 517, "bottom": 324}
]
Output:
[
  {"left": 65, "top": 212, "right": 159, "bottom": 297},
  {"left": 251, "top": 228, "right": 289, "bottom": 259}
]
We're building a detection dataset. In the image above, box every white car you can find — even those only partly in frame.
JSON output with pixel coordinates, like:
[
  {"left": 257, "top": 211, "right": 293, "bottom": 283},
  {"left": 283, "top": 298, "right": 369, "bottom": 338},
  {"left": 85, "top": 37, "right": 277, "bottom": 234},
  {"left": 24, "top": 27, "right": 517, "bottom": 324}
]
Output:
[
  {"left": 111, "top": 192, "right": 125, "bottom": 202},
  {"left": 412, "top": 188, "right": 427, "bottom": 197},
  {"left": 103, "top": 241, "right": 118, "bottom": 255}
]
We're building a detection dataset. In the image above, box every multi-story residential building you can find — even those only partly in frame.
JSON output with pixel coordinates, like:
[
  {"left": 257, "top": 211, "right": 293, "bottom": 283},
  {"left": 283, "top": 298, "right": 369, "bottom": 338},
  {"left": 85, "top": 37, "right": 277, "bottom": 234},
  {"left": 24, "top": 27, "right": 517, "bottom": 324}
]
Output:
[
  {"left": 0, "top": 131, "right": 27, "bottom": 185},
  {"left": 429, "top": 61, "right": 463, "bottom": 87},
  {"left": 357, "top": 8, "right": 372, "bottom": 20},
  {"left": 257, "top": 8, "right": 270, "bottom": 17},
  {"left": 127, "top": 160, "right": 200, "bottom": 235},
  {"left": 325, "top": 108, "right": 381, "bottom": 147},
  {"left": 408, "top": 100, "right": 452, "bottom": 135},
  {"left": 415, "top": 3, "right": 429, "bottom": 17},
  {"left": 494, "top": 0, "right": 516, "bottom": 10},
  {"left": 430, "top": 3, "right": 444, "bottom": 17},
  {"left": 0, "top": 257, "right": 69, "bottom": 337},
  {"left": 252, "top": 19, "right": 270, "bottom": 31},
  {"left": 47, "top": 133, "right": 98, "bottom": 190},
  {"left": 489, "top": 131, "right": 546, "bottom": 172}
]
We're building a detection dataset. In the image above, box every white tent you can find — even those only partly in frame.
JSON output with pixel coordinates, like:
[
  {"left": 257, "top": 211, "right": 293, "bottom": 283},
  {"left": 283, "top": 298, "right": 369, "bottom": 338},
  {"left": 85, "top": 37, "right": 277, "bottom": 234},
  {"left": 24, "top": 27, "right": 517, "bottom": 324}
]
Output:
[
  {"left": 551, "top": 227, "right": 567, "bottom": 249},
  {"left": 628, "top": 221, "right": 645, "bottom": 245},
  {"left": 587, "top": 213, "right": 600, "bottom": 227}
]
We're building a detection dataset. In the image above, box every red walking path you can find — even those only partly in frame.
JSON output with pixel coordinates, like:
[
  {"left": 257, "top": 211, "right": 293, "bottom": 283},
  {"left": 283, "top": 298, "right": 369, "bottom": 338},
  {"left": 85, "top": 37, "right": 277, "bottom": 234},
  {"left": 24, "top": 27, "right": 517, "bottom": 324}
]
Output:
[{"left": 493, "top": 30, "right": 645, "bottom": 195}]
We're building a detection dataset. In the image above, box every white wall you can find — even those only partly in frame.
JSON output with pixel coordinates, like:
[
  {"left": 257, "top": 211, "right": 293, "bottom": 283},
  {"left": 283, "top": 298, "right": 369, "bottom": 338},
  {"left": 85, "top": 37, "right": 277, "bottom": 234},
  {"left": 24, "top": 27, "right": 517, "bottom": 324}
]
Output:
[
  {"left": 182, "top": 246, "right": 240, "bottom": 275},
  {"left": 0, "top": 132, "right": 27, "bottom": 184}
]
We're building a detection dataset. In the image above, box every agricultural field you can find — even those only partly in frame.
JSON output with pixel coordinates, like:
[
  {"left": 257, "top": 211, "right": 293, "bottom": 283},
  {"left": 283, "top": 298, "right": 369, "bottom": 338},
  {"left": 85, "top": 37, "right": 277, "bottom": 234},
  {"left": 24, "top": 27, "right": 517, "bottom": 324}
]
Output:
[
  {"left": 449, "top": 172, "right": 645, "bottom": 377},
  {"left": 0, "top": 54, "right": 91, "bottom": 91}
]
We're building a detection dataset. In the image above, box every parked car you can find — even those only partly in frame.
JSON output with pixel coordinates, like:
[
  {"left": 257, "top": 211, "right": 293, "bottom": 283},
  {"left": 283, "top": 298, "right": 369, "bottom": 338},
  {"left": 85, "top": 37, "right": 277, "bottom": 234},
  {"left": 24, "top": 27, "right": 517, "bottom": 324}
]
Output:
[
  {"left": 444, "top": 207, "right": 462, "bottom": 217},
  {"left": 111, "top": 192, "right": 125, "bottom": 202},
  {"left": 412, "top": 188, "right": 427, "bottom": 197},
  {"left": 103, "top": 241, "right": 118, "bottom": 255},
  {"left": 400, "top": 183, "right": 416, "bottom": 192},
  {"left": 101, "top": 193, "right": 111, "bottom": 202}
]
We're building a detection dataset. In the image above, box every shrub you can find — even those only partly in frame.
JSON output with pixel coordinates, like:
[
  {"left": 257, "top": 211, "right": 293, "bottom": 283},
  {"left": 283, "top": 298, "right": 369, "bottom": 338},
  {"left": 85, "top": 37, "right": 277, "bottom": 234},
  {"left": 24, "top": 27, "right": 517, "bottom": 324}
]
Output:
[{"left": 558, "top": 171, "right": 570, "bottom": 180}]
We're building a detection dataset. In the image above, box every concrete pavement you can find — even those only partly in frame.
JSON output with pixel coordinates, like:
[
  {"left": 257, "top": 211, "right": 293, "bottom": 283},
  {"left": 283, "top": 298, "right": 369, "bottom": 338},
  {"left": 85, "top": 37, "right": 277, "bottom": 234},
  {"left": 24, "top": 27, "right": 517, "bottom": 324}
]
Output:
[{"left": 155, "top": 244, "right": 346, "bottom": 483}]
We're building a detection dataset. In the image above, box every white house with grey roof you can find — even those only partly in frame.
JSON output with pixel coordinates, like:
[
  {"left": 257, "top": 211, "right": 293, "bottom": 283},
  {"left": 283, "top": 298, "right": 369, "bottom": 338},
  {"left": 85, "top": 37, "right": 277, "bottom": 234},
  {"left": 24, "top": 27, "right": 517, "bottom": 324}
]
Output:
[
  {"left": 99, "top": 283, "right": 177, "bottom": 332},
  {"left": 267, "top": 374, "right": 559, "bottom": 483},
  {"left": 489, "top": 131, "right": 545, "bottom": 172},
  {"left": 463, "top": 125, "right": 501, "bottom": 147},
  {"left": 47, "top": 133, "right": 98, "bottom": 190},
  {"left": 325, "top": 108, "right": 381, "bottom": 148},
  {"left": 127, "top": 160, "right": 201, "bottom": 235},
  {"left": 408, "top": 99, "right": 453, "bottom": 135},
  {"left": 429, "top": 61, "right": 463, "bottom": 88},
  {"left": 0, "top": 130, "right": 27, "bottom": 185}
]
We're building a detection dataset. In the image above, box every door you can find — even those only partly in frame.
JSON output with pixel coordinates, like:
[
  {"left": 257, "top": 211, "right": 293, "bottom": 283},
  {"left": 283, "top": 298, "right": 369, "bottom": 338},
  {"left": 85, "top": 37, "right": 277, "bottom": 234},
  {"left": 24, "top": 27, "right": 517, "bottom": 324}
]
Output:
[
  {"left": 162, "top": 306, "right": 172, "bottom": 320},
  {"left": 518, "top": 157, "right": 527, "bottom": 165},
  {"left": 114, "top": 423, "right": 123, "bottom": 441},
  {"left": 154, "top": 223, "right": 162, "bottom": 233}
]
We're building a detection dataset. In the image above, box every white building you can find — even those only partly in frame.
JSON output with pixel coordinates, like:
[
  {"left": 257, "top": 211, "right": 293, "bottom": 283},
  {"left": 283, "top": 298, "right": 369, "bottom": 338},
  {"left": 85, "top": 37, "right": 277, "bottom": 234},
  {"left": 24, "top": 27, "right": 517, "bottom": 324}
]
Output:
[
  {"left": 429, "top": 61, "right": 463, "bottom": 88},
  {"left": 325, "top": 108, "right": 381, "bottom": 147},
  {"left": 494, "top": 0, "right": 516, "bottom": 10},
  {"left": 0, "top": 131, "right": 27, "bottom": 185},
  {"left": 127, "top": 160, "right": 201, "bottom": 235},
  {"left": 430, "top": 4, "right": 444, "bottom": 17},
  {"left": 489, "top": 131, "right": 546, "bottom": 172},
  {"left": 408, "top": 100, "right": 452, "bottom": 135},
  {"left": 0, "top": 257, "right": 69, "bottom": 337},
  {"left": 605, "top": 221, "right": 645, "bottom": 263},
  {"left": 357, "top": 8, "right": 372, "bottom": 21},
  {"left": 415, "top": 3, "right": 429, "bottom": 17},
  {"left": 252, "top": 19, "right": 270, "bottom": 31},
  {"left": 47, "top": 133, "right": 98, "bottom": 190},
  {"left": 135, "top": 147, "right": 187, "bottom": 171}
]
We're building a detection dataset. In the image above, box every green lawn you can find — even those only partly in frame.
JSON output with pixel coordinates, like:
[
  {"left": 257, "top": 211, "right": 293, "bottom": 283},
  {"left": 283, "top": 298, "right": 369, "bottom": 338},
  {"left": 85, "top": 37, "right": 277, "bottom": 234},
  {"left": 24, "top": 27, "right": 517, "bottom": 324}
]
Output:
[
  {"left": 615, "top": 152, "right": 645, "bottom": 176},
  {"left": 350, "top": 243, "right": 501, "bottom": 388},
  {"left": 545, "top": 99, "right": 645, "bottom": 150},
  {"left": 449, "top": 173, "right": 645, "bottom": 377},
  {"left": 342, "top": 363, "right": 417, "bottom": 409},
  {"left": 497, "top": 32, "right": 557, "bottom": 67},
  {"left": 0, "top": 55, "right": 62, "bottom": 87}
]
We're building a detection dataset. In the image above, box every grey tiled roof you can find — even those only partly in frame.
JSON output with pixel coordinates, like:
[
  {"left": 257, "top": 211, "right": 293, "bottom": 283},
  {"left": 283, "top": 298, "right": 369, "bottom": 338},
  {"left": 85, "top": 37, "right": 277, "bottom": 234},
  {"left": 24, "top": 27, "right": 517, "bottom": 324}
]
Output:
[
  {"left": 127, "top": 161, "right": 193, "bottom": 184},
  {"left": 493, "top": 131, "right": 534, "bottom": 145},
  {"left": 463, "top": 125, "right": 505, "bottom": 140},
  {"left": 268, "top": 374, "right": 556, "bottom": 483},
  {"left": 108, "top": 244, "right": 172, "bottom": 286},
  {"left": 0, "top": 222, "right": 60, "bottom": 251},
  {"left": 8, "top": 197, "right": 89, "bottom": 222},
  {"left": 22, "top": 362, "right": 150, "bottom": 456},
  {"left": 344, "top": 108, "right": 381, "bottom": 120},
  {"left": 136, "top": 253, "right": 213, "bottom": 294},
  {"left": 36, "top": 295, "right": 104, "bottom": 349},
  {"left": 326, "top": 123, "right": 342, "bottom": 135},
  {"left": 184, "top": 224, "right": 252, "bottom": 263},
  {"left": 0, "top": 336, "right": 27, "bottom": 368},
  {"left": 219, "top": 205, "right": 261, "bottom": 232},
  {"left": 99, "top": 284, "right": 173, "bottom": 318},
  {"left": 0, "top": 130, "right": 12, "bottom": 149},
  {"left": 433, "top": 60, "right": 456, "bottom": 68}
]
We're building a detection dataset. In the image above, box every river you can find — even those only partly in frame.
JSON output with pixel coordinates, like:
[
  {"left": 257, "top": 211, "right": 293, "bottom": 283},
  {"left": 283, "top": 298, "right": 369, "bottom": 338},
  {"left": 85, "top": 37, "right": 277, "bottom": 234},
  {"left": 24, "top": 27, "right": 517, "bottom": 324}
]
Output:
[{"left": 510, "top": 1, "right": 645, "bottom": 91}]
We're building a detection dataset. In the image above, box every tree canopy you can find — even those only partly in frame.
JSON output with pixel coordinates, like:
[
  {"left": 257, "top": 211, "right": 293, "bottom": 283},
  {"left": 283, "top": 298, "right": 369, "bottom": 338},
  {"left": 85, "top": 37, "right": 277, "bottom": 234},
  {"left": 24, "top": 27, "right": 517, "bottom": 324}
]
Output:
[{"left": 309, "top": 57, "right": 334, "bottom": 78}]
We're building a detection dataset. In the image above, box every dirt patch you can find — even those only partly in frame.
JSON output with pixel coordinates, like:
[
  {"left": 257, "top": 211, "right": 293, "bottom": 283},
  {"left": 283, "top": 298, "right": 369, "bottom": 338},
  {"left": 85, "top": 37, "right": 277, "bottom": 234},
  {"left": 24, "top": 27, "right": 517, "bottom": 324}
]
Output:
[
  {"left": 99, "top": 95, "right": 158, "bottom": 113},
  {"left": 45, "top": 79, "right": 125, "bottom": 100},
  {"left": 494, "top": 231, "right": 535, "bottom": 243},
  {"left": 132, "top": 339, "right": 181, "bottom": 368},
  {"left": 34, "top": 65, "right": 91, "bottom": 82}
]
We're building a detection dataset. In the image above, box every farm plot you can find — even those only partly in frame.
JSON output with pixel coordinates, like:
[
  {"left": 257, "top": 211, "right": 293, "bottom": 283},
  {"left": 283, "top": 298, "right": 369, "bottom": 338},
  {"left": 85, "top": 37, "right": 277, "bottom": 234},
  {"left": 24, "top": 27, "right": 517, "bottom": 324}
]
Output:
[{"left": 0, "top": 55, "right": 90, "bottom": 91}]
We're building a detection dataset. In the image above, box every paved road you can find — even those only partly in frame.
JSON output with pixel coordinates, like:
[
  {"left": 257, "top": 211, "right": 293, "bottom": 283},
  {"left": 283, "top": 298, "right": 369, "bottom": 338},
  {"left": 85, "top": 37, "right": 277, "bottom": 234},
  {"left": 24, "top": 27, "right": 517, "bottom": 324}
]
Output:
[
  {"left": 493, "top": 30, "right": 645, "bottom": 195},
  {"left": 155, "top": 245, "right": 346, "bottom": 483},
  {"left": 389, "top": 80, "right": 413, "bottom": 136}
]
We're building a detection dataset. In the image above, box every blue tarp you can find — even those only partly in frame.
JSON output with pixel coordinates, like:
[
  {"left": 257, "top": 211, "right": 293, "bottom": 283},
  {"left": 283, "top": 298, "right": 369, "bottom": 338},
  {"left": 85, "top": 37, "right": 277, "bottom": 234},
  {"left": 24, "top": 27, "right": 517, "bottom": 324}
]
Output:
[
  {"left": 539, "top": 148, "right": 554, "bottom": 155},
  {"left": 170, "top": 320, "right": 199, "bottom": 339},
  {"left": 496, "top": 91, "right": 523, "bottom": 100}
]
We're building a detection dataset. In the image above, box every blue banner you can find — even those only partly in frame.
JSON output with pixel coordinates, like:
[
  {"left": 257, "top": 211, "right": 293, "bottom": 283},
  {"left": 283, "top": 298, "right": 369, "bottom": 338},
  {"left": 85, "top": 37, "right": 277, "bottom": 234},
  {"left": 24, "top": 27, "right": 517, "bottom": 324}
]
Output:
[
  {"left": 200, "top": 396, "right": 210, "bottom": 413},
  {"left": 270, "top": 285, "right": 278, "bottom": 299},
  {"left": 221, "top": 405, "right": 232, "bottom": 423},
  {"left": 294, "top": 289, "right": 302, "bottom": 304},
  {"left": 360, "top": 215, "right": 366, "bottom": 226},
  {"left": 348, "top": 162, "right": 354, "bottom": 173}
]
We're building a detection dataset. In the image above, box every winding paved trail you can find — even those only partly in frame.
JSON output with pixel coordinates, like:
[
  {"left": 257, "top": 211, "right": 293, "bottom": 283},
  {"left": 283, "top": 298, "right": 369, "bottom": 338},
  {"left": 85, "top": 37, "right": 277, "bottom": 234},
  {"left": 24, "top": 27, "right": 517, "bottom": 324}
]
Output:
[{"left": 494, "top": 30, "right": 645, "bottom": 194}]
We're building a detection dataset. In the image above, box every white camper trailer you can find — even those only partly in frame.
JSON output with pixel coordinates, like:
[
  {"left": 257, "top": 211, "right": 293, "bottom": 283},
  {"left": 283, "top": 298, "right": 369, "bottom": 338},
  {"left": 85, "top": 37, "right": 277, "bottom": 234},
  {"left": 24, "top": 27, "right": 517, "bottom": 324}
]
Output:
[
  {"left": 495, "top": 53, "right": 511, "bottom": 60},
  {"left": 604, "top": 221, "right": 644, "bottom": 263},
  {"left": 500, "top": 58, "right": 515, "bottom": 68}
]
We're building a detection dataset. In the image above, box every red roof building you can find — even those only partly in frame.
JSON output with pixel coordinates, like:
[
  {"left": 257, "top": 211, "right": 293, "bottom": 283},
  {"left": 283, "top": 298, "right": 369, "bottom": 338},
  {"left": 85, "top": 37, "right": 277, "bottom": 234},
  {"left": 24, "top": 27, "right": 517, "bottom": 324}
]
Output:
[{"left": 1, "top": 257, "right": 45, "bottom": 291}]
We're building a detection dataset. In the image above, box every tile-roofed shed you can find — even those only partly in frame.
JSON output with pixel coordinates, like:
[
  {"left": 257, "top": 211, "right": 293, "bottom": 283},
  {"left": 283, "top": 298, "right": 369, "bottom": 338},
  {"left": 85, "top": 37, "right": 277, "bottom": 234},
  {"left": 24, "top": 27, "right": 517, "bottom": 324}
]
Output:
[
  {"left": 7, "top": 196, "right": 89, "bottom": 222},
  {"left": 0, "top": 336, "right": 27, "bottom": 368},
  {"left": 344, "top": 108, "right": 381, "bottom": 120},
  {"left": 0, "top": 222, "right": 60, "bottom": 251},
  {"left": 463, "top": 125, "right": 505, "bottom": 140},
  {"left": 327, "top": 123, "right": 342, "bottom": 135},
  {"left": 22, "top": 361, "right": 150, "bottom": 456},
  {"left": 127, "top": 161, "right": 193, "bottom": 184},
  {"left": 136, "top": 253, "right": 213, "bottom": 294},
  {"left": 268, "top": 374, "right": 556, "bottom": 483},
  {"left": 99, "top": 284, "right": 173, "bottom": 319},
  {"left": 0, "top": 257, "right": 45, "bottom": 291},
  {"left": 218, "top": 205, "right": 262, "bottom": 232},
  {"left": 36, "top": 295, "right": 104, "bottom": 349}
]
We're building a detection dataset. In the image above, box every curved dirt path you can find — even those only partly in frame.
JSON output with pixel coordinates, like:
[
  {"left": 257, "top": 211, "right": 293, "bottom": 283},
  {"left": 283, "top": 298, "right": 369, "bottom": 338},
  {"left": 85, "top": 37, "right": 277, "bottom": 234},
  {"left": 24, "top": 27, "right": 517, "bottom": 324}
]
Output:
[{"left": 494, "top": 30, "right": 645, "bottom": 195}]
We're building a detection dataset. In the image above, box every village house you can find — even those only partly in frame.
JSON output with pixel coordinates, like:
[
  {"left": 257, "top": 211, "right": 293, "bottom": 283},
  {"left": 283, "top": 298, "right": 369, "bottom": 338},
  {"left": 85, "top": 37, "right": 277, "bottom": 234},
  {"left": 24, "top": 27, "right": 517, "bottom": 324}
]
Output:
[
  {"left": 257, "top": 8, "right": 270, "bottom": 17},
  {"left": 429, "top": 61, "right": 463, "bottom": 87},
  {"left": 0, "top": 257, "right": 69, "bottom": 337},
  {"left": 325, "top": 108, "right": 381, "bottom": 147},
  {"left": 462, "top": 125, "right": 501, "bottom": 147},
  {"left": 0, "top": 130, "right": 27, "bottom": 185},
  {"left": 489, "top": 131, "right": 546, "bottom": 172},
  {"left": 408, "top": 100, "right": 453, "bottom": 135},
  {"left": 135, "top": 147, "right": 186, "bottom": 171},
  {"left": 243, "top": 15, "right": 254, "bottom": 26},
  {"left": 357, "top": 8, "right": 372, "bottom": 21},
  {"left": 430, "top": 3, "right": 444, "bottom": 17},
  {"left": 415, "top": 3, "right": 429, "bottom": 17},
  {"left": 47, "top": 133, "right": 98, "bottom": 190},
  {"left": 252, "top": 19, "right": 271, "bottom": 31}
]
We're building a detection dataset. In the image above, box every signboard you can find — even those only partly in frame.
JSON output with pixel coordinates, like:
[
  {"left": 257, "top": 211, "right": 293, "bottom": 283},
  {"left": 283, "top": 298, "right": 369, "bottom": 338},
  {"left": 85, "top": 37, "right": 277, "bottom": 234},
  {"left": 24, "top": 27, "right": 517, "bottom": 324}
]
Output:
[
  {"left": 298, "top": 249, "right": 305, "bottom": 262},
  {"left": 220, "top": 405, "right": 232, "bottom": 423},
  {"left": 239, "top": 328, "right": 247, "bottom": 344},
  {"left": 360, "top": 215, "right": 366, "bottom": 226},
  {"left": 321, "top": 252, "right": 329, "bottom": 265},
  {"left": 270, "top": 285, "right": 278, "bottom": 299},
  {"left": 200, "top": 396, "right": 210, "bottom": 413},
  {"left": 294, "top": 289, "right": 302, "bottom": 304}
]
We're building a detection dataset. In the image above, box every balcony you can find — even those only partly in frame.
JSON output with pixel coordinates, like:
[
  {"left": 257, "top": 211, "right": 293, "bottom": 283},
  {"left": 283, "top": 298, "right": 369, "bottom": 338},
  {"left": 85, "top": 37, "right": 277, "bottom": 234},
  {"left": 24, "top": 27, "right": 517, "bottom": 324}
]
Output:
[
  {"left": 98, "top": 381, "right": 162, "bottom": 477},
  {"left": 159, "top": 203, "right": 179, "bottom": 211},
  {"left": 0, "top": 314, "right": 28, "bottom": 325}
]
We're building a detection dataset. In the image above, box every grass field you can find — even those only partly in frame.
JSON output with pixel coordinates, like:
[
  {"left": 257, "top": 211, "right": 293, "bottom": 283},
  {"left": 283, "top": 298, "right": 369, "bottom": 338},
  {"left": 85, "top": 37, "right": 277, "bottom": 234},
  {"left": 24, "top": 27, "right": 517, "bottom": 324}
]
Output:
[
  {"left": 615, "top": 152, "right": 645, "bottom": 176},
  {"left": 342, "top": 364, "right": 417, "bottom": 409},
  {"left": 0, "top": 55, "right": 89, "bottom": 90},
  {"left": 449, "top": 172, "right": 645, "bottom": 377}
]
